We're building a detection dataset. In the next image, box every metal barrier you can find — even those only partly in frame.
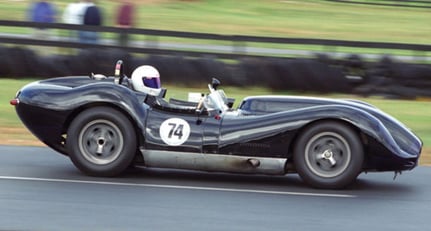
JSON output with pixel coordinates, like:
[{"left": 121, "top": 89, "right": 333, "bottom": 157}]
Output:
[
  {"left": 324, "top": 0, "right": 431, "bottom": 8},
  {"left": 0, "top": 20, "right": 430, "bottom": 60}
]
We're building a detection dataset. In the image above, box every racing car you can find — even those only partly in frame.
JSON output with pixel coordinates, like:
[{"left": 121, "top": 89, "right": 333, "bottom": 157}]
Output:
[{"left": 10, "top": 60, "right": 422, "bottom": 189}]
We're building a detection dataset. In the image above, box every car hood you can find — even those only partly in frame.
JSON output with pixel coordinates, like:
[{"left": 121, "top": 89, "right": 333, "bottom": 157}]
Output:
[{"left": 239, "top": 95, "right": 378, "bottom": 114}]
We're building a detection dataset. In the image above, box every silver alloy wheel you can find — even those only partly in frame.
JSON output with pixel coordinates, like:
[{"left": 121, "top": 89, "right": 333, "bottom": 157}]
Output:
[
  {"left": 304, "top": 131, "right": 351, "bottom": 178},
  {"left": 78, "top": 119, "right": 124, "bottom": 165}
]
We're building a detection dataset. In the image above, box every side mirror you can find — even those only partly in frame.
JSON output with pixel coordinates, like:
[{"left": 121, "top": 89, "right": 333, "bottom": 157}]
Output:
[{"left": 211, "top": 78, "right": 221, "bottom": 90}]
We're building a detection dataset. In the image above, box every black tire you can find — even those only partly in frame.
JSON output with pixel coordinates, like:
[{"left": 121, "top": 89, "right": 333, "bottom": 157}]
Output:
[
  {"left": 66, "top": 107, "right": 137, "bottom": 177},
  {"left": 293, "top": 121, "right": 364, "bottom": 189}
]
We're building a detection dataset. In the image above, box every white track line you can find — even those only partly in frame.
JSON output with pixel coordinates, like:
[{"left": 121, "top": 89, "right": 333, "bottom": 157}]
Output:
[{"left": 0, "top": 175, "right": 356, "bottom": 198}]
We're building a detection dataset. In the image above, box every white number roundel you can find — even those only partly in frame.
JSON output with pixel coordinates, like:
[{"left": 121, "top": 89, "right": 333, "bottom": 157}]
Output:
[{"left": 159, "top": 118, "right": 191, "bottom": 146}]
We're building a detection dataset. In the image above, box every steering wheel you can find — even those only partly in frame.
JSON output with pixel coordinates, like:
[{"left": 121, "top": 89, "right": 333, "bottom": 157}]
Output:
[{"left": 114, "top": 60, "right": 125, "bottom": 84}]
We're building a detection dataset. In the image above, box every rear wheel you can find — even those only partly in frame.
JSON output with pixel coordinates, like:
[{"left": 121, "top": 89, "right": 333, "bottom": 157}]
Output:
[
  {"left": 66, "top": 106, "right": 137, "bottom": 177},
  {"left": 294, "top": 121, "right": 364, "bottom": 189}
]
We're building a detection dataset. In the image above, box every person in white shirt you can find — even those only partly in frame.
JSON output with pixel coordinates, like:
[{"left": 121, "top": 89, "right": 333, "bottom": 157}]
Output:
[{"left": 62, "top": 1, "right": 91, "bottom": 41}]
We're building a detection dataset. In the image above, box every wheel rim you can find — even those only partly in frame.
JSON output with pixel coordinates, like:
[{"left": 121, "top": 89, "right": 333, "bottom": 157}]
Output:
[
  {"left": 78, "top": 119, "right": 124, "bottom": 165},
  {"left": 304, "top": 132, "right": 351, "bottom": 178}
]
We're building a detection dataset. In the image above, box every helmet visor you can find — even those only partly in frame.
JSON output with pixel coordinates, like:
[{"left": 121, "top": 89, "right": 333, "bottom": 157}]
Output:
[{"left": 143, "top": 77, "right": 161, "bottom": 89}]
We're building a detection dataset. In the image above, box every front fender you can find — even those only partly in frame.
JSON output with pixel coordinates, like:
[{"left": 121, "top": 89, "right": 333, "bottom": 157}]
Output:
[
  {"left": 297, "top": 105, "right": 401, "bottom": 156},
  {"left": 223, "top": 104, "right": 414, "bottom": 160}
]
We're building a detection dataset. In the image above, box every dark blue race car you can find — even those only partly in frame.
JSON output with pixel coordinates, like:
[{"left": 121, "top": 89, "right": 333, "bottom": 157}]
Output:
[{"left": 10, "top": 61, "right": 422, "bottom": 189}]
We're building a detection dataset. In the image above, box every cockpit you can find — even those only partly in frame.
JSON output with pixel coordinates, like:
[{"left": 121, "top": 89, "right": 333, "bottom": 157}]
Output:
[{"left": 92, "top": 60, "right": 234, "bottom": 116}]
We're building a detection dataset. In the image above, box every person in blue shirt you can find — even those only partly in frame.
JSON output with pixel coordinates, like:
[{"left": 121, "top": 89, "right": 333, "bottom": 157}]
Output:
[
  {"left": 29, "top": 1, "right": 56, "bottom": 25},
  {"left": 28, "top": 0, "right": 56, "bottom": 39},
  {"left": 79, "top": 0, "right": 103, "bottom": 44}
]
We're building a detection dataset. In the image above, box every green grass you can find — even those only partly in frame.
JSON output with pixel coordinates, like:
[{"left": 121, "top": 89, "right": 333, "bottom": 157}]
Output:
[
  {"left": 135, "top": 0, "right": 431, "bottom": 44},
  {"left": 2, "top": 78, "right": 431, "bottom": 165},
  {"left": 0, "top": 79, "right": 29, "bottom": 126}
]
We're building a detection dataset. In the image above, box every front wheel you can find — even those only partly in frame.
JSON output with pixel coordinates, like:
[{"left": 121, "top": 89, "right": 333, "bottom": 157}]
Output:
[
  {"left": 293, "top": 121, "right": 364, "bottom": 189},
  {"left": 66, "top": 106, "right": 137, "bottom": 177}
]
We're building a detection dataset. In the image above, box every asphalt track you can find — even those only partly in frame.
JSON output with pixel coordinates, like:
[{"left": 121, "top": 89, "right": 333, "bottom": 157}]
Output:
[{"left": 0, "top": 145, "right": 430, "bottom": 231}]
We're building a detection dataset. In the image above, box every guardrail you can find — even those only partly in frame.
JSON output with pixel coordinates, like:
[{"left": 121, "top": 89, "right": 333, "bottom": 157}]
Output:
[
  {"left": 0, "top": 20, "right": 430, "bottom": 60},
  {"left": 324, "top": 0, "right": 431, "bottom": 9}
]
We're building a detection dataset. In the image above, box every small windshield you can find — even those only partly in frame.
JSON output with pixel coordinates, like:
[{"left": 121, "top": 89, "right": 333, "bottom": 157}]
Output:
[{"left": 204, "top": 89, "right": 229, "bottom": 113}]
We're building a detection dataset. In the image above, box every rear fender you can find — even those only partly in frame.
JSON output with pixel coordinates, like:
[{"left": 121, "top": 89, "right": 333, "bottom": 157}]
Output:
[{"left": 58, "top": 83, "right": 149, "bottom": 146}]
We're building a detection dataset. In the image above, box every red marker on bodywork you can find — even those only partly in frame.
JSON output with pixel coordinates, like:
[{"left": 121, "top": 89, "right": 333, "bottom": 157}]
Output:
[{"left": 10, "top": 98, "right": 19, "bottom": 106}]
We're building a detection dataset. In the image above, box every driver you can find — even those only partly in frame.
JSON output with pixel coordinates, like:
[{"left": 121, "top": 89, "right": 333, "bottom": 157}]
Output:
[{"left": 131, "top": 65, "right": 162, "bottom": 96}]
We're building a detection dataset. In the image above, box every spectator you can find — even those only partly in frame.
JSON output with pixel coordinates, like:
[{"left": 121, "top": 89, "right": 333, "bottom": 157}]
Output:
[
  {"left": 79, "top": 0, "right": 103, "bottom": 44},
  {"left": 28, "top": 0, "right": 56, "bottom": 39},
  {"left": 62, "top": 1, "right": 89, "bottom": 24},
  {"left": 115, "top": 0, "right": 134, "bottom": 46},
  {"left": 62, "top": 1, "right": 87, "bottom": 41}
]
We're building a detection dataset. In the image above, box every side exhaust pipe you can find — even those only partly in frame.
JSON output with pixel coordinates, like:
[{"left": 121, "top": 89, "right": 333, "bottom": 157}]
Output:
[{"left": 140, "top": 149, "right": 287, "bottom": 175}]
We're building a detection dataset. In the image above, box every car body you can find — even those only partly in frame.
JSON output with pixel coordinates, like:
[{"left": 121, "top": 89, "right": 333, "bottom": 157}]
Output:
[{"left": 11, "top": 63, "right": 422, "bottom": 189}]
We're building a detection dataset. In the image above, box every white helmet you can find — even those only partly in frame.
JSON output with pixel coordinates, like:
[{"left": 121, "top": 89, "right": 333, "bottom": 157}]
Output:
[{"left": 131, "top": 65, "right": 162, "bottom": 96}]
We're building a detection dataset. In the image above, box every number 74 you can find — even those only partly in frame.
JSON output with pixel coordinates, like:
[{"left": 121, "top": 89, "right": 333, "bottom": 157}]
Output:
[{"left": 168, "top": 123, "right": 184, "bottom": 139}]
